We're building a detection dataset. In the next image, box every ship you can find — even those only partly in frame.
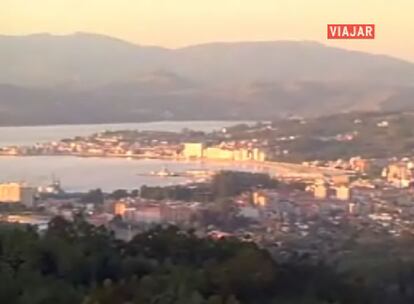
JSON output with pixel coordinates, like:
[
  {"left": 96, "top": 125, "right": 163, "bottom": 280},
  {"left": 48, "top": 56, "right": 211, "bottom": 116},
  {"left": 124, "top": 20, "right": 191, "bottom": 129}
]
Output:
[
  {"left": 150, "top": 167, "right": 180, "bottom": 177},
  {"left": 38, "top": 175, "right": 65, "bottom": 194}
]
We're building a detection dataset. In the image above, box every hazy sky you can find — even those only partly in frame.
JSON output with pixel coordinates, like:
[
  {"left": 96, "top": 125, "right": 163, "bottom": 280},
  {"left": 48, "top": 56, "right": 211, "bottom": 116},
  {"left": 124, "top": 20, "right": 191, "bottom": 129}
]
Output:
[{"left": 1, "top": 0, "right": 413, "bottom": 61}]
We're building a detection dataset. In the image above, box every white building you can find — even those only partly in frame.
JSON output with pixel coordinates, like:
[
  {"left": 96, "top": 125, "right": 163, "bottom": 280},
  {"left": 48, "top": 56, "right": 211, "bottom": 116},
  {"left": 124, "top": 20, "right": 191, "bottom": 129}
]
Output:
[{"left": 182, "top": 143, "right": 204, "bottom": 159}]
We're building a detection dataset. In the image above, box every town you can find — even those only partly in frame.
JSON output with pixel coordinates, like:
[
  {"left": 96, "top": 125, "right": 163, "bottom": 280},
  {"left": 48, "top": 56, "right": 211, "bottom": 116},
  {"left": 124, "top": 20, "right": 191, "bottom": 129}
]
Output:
[{"left": 2, "top": 112, "right": 414, "bottom": 264}]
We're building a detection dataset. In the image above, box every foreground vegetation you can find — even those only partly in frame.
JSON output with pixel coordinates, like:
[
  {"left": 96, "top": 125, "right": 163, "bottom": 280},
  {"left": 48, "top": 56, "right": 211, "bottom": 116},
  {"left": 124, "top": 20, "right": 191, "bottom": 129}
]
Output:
[
  {"left": 3, "top": 217, "right": 414, "bottom": 303},
  {"left": 0, "top": 217, "right": 368, "bottom": 304}
]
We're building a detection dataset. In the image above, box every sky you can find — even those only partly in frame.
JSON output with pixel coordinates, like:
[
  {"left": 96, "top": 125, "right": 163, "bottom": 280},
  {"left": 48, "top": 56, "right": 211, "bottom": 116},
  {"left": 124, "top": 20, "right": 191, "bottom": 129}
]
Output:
[{"left": 1, "top": 0, "right": 413, "bottom": 61}]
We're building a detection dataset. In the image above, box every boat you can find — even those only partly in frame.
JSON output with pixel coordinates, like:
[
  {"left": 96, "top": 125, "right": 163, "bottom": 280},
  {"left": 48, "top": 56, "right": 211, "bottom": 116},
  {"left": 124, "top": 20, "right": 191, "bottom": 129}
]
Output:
[
  {"left": 38, "top": 176, "right": 65, "bottom": 194},
  {"left": 150, "top": 167, "right": 180, "bottom": 177}
]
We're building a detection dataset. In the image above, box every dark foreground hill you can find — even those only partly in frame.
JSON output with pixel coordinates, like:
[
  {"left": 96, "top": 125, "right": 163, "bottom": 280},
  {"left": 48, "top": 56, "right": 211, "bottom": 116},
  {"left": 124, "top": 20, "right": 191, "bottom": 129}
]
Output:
[{"left": 0, "top": 217, "right": 406, "bottom": 304}]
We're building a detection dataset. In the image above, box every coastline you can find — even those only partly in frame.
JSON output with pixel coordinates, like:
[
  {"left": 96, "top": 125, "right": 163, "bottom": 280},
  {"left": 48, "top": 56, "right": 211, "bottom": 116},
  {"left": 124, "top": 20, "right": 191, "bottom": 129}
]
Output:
[{"left": 0, "top": 152, "right": 353, "bottom": 179}]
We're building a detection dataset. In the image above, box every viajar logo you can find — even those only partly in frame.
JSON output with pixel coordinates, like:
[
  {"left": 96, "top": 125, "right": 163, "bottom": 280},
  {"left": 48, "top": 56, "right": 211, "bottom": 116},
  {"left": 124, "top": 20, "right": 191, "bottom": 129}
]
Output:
[{"left": 327, "top": 24, "right": 375, "bottom": 39}]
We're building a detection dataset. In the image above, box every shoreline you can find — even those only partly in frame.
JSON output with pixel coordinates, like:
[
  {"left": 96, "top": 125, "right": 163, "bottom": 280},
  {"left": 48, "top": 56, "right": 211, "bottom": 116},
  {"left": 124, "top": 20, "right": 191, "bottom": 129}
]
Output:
[{"left": 0, "top": 152, "right": 353, "bottom": 178}]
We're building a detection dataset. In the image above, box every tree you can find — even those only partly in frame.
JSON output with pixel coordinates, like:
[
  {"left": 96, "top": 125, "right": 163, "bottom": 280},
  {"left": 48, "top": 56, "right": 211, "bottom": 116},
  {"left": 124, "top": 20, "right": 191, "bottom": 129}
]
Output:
[
  {"left": 81, "top": 188, "right": 104, "bottom": 204},
  {"left": 211, "top": 171, "right": 278, "bottom": 199},
  {"left": 131, "top": 189, "right": 139, "bottom": 197},
  {"left": 110, "top": 189, "right": 129, "bottom": 200},
  {"left": 0, "top": 217, "right": 375, "bottom": 304}
]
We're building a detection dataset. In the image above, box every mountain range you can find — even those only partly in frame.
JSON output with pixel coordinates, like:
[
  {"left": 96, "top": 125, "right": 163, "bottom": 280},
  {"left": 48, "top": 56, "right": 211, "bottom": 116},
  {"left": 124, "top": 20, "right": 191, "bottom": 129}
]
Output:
[{"left": 1, "top": 32, "right": 414, "bottom": 125}]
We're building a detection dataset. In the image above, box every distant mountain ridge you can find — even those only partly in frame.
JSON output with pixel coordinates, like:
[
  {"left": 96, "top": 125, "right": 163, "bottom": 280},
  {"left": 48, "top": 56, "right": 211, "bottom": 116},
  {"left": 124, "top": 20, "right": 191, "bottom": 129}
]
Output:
[
  {"left": 0, "top": 33, "right": 414, "bottom": 125},
  {"left": 2, "top": 33, "right": 414, "bottom": 87}
]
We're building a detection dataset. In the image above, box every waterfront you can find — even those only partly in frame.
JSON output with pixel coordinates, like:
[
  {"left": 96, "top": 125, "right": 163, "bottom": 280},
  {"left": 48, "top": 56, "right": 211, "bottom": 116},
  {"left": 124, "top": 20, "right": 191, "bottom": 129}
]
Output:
[
  {"left": 0, "top": 120, "right": 351, "bottom": 192},
  {"left": 0, "top": 156, "right": 257, "bottom": 192},
  {"left": 0, "top": 121, "right": 261, "bottom": 191}
]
